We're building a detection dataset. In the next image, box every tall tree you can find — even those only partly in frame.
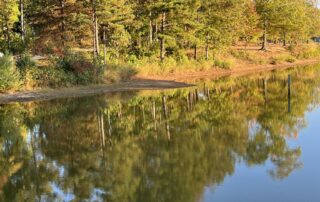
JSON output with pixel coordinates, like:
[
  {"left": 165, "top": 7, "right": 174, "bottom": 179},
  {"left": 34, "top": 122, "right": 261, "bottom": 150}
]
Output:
[
  {"left": 98, "top": 0, "right": 133, "bottom": 63},
  {"left": 0, "top": 0, "right": 19, "bottom": 50}
]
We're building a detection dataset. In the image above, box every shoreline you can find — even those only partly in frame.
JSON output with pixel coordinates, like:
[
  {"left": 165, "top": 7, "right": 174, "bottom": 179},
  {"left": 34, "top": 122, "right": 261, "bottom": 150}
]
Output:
[
  {"left": 135, "top": 59, "right": 320, "bottom": 81},
  {"left": 0, "top": 59, "right": 319, "bottom": 104}
]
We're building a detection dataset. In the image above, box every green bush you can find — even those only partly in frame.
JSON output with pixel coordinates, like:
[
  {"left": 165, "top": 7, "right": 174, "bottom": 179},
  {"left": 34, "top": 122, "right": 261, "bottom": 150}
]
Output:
[
  {"left": 55, "top": 53, "right": 104, "bottom": 84},
  {"left": 286, "top": 56, "right": 296, "bottom": 63},
  {"left": 214, "top": 59, "right": 232, "bottom": 69},
  {"left": 0, "top": 54, "right": 21, "bottom": 92},
  {"left": 105, "top": 64, "right": 137, "bottom": 83},
  {"left": 289, "top": 43, "right": 320, "bottom": 59},
  {"left": 25, "top": 66, "right": 76, "bottom": 88},
  {"left": 231, "top": 50, "right": 250, "bottom": 60},
  {"left": 16, "top": 54, "right": 37, "bottom": 79},
  {"left": 270, "top": 54, "right": 297, "bottom": 65},
  {"left": 231, "top": 50, "right": 267, "bottom": 64}
]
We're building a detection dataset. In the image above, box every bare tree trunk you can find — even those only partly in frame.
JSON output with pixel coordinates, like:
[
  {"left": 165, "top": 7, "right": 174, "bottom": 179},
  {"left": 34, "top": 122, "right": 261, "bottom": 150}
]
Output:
[
  {"left": 149, "top": 11, "right": 153, "bottom": 46},
  {"left": 103, "top": 26, "right": 107, "bottom": 65},
  {"left": 1, "top": 19, "right": 6, "bottom": 45},
  {"left": 20, "top": 0, "right": 25, "bottom": 43},
  {"left": 160, "top": 11, "right": 166, "bottom": 61},
  {"left": 92, "top": 0, "right": 99, "bottom": 57},
  {"left": 5, "top": 20, "right": 10, "bottom": 50},
  {"left": 194, "top": 10, "right": 199, "bottom": 60},
  {"left": 283, "top": 32, "right": 286, "bottom": 46},
  {"left": 205, "top": 34, "right": 209, "bottom": 60},
  {"left": 60, "top": 0, "right": 65, "bottom": 47},
  {"left": 261, "top": 17, "right": 267, "bottom": 51},
  {"left": 154, "top": 21, "right": 158, "bottom": 42},
  {"left": 95, "top": 7, "right": 99, "bottom": 55},
  {"left": 92, "top": 0, "right": 96, "bottom": 57}
]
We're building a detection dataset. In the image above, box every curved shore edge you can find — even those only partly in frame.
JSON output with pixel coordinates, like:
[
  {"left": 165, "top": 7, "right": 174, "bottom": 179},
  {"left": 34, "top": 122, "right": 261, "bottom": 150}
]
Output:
[
  {"left": 0, "top": 59, "right": 319, "bottom": 104},
  {"left": 0, "top": 80, "right": 194, "bottom": 104}
]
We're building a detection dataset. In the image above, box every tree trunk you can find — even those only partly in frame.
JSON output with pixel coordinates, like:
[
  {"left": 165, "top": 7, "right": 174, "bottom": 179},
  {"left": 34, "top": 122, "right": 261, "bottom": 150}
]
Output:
[
  {"left": 149, "top": 11, "right": 153, "bottom": 46},
  {"left": 283, "top": 32, "right": 286, "bottom": 46},
  {"left": 95, "top": 8, "right": 99, "bottom": 55},
  {"left": 20, "top": 0, "right": 25, "bottom": 43},
  {"left": 92, "top": 0, "right": 99, "bottom": 57},
  {"left": 194, "top": 10, "right": 199, "bottom": 60},
  {"left": 60, "top": 0, "right": 65, "bottom": 47},
  {"left": 92, "top": 0, "right": 96, "bottom": 57},
  {"left": 261, "top": 17, "right": 267, "bottom": 51},
  {"left": 155, "top": 22, "right": 158, "bottom": 42},
  {"left": 160, "top": 11, "right": 166, "bottom": 61},
  {"left": 205, "top": 34, "right": 209, "bottom": 60},
  {"left": 245, "top": 37, "right": 249, "bottom": 50},
  {"left": 103, "top": 26, "right": 107, "bottom": 65},
  {"left": 1, "top": 19, "right": 6, "bottom": 45},
  {"left": 5, "top": 20, "right": 10, "bottom": 50}
]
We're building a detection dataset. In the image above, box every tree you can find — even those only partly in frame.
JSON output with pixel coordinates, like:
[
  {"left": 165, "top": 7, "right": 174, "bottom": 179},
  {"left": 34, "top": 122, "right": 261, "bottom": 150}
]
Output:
[
  {"left": 0, "top": 0, "right": 19, "bottom": 50},
  {"left": 98, "top": 0, "right": 134, "bottom": 63},
  {"left": 254, "top": 0, "right": 276, "bottom": 50}
]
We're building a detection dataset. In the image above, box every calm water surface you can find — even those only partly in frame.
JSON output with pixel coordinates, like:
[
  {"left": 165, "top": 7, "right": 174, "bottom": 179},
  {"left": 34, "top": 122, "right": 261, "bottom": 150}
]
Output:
[{"left": 1, "top": 65, "right": 320, "bottom": 202}]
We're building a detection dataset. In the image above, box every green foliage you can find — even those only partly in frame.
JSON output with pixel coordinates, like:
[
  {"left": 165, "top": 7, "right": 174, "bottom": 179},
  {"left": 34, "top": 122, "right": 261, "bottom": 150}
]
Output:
[
  {"left": 134, "top": 57, "right": 213, "bottom": 76},
  {"left": 270, "top": 54, "right": 297, "bottom": 65},
  {"left": 16, "top": 54, "right": 36, "bottom": 78},
  {"left": 285, "top": 56, "right": 296, "bottom": 63},
  {"left": 0, "top": 0, "right": 320, "bottom": 92},
  {"left": 24, "top": 66, "right": 75, "bottom": 88},
  {"left": 104, "top": 64, "right": 137, "bottom": 83},
  {"left": 230, "top": 50, "right": 267, "bottom": 64},
  {"left": 0, "top": 54, "right": 21, "bottom": 92},
  {"left": 3, "top": 0, "right": 318, "bottom": 57},
  {"left": 56, "top": 53, "right": 104, "bottom": 84},
  {"left": 289, "top": 43, "right": 320, "bottom": 59},
  {"left": 214, "top": 59, "right": 233, "bottom": 69}
]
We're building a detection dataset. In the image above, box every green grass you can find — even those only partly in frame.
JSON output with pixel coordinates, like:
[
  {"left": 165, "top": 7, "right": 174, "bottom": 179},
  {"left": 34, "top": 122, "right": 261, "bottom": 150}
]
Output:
[
  {"left": 134, "top": 57, "right": 214, "bottom": 76},
  {"left": 289, "top": 43, "right": 320, "bottom": 59},
  {"left": 104, "top": 64, "right": 138, "bottom": 83},
  {"left": 270, "top": 54, "right": 297, "bottom": 65},
  {"left": 214, "top": 59, "right": 233, "bottom": 69},
  {"left": 231, "top": 50, "right": 267, "bottom": 65}
]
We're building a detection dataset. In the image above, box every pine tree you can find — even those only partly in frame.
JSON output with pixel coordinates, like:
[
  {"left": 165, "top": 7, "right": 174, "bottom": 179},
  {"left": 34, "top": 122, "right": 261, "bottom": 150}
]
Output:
[{"left": 0, "top": 0, "right": 19, "bottom": 50}]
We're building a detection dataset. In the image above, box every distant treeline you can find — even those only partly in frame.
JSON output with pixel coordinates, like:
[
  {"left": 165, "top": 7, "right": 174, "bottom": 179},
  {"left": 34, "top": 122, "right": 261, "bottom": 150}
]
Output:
[{"left": 1, "top": 0, "right": 320, "bottom": 61}]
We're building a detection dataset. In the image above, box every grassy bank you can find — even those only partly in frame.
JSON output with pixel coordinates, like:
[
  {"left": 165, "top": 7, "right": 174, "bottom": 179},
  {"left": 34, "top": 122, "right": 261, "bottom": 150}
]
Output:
[
  {"left": 1, "top": 43, "right": 320, "bottom": 93},
  {"left": 132, "top": 43, "right": 320, "bottom": 79}
]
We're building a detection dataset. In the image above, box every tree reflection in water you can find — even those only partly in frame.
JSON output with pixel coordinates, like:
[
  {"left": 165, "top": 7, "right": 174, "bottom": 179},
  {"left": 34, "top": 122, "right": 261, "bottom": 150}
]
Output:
[{"left": 1, "top": 65, "right": 320, "bottom": 201}]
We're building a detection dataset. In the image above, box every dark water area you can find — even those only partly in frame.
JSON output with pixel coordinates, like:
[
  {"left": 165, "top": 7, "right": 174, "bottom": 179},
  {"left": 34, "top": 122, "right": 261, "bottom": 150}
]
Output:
[{"left": 1, "top": 65, "right": 320, "bottom": 202}]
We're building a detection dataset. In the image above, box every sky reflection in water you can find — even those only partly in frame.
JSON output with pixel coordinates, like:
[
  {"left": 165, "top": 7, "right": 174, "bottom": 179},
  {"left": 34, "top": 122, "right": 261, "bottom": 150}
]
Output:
[{"left": 0, "top": 65, "right": 320, "bottom": 202}]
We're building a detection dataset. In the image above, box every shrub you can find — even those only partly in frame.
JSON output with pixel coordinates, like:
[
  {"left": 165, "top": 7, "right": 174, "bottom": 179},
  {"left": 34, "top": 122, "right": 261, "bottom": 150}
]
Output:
[
  {"left": 231, "top": 50, "right": 267, "bottom": 64},
  {"left": 214, "top": 59, "right": 232, "bottom": 69},
  {"left": 161, "top": 57, "right": 178, "bottom": 73},
  {"left": 286, "top": 56, "right": 296, "bottom": 63},
  {"left": 0, "top": 54, "right": 21, "bottom": 92},
  {"left": 231, "top": 50, "right": 250, "bottom": 60},
  {"left": 16, "top": 54, "right": 37, "bottom": 79},
  {"left": 104, "top": 64, "right": 137, "bottom": 83},
  {"left": 56, "top": 53, "right": 104, "bottom": 84},
  {"left": 289, "top": 43, "right": 320, "bottom": 59},
  {"left": 25, "top": 66, "right": 75, "bottom": 88},
  {"left": 57, "top": 53, "right": 94, "bottom": 73},
  {"left": 270, "top": 54, "right": 297, "bottom": 65}
]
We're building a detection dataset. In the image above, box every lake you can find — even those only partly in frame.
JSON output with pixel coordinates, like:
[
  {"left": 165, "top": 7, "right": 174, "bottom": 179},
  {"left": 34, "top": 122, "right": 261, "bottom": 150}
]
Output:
[{"left": 0, "top": 65, "right": 320, "bottom": 202}]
